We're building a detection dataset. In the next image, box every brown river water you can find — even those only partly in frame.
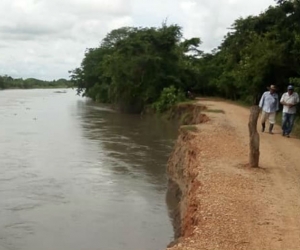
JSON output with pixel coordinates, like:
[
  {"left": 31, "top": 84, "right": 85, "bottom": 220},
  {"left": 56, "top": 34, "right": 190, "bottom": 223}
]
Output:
[{"left": 0, "top": 89, "right": 178, "bottom": 250}]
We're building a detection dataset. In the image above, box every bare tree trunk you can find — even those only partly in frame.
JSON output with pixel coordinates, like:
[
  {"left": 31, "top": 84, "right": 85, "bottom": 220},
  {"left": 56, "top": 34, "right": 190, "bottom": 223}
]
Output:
[{"left": 248, "top": 105, "right": 260, "bottom": 167}]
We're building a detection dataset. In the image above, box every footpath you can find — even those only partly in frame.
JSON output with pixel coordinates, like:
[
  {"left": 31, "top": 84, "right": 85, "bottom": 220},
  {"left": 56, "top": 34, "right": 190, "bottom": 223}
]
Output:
[{"left": 167, "top": 98, "right": 300, "bottom": 250}]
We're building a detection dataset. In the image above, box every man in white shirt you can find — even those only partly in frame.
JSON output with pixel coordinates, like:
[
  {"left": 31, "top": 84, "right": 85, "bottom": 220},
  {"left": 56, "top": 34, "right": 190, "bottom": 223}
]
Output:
[
  {"left": 280, "top": 85, "right": 299, "bottom": 137},
  {"left": 259, "top": 85, "right": 280, "bottom": 134}
]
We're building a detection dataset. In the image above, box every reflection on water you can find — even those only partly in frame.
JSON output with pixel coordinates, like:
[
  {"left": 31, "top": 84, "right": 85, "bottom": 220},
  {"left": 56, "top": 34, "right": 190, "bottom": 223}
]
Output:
[
  {"left": 0, "top": 89, "right": 178, "bottom": 250},
  {"left": 78, "top": 100, "right": 177, "bottom": 187}
]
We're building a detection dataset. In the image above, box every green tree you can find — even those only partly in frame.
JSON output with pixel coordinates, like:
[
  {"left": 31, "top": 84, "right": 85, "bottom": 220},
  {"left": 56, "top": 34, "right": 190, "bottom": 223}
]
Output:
[{"left": 71, "top": 24, "right": 201, "bottom": 113}]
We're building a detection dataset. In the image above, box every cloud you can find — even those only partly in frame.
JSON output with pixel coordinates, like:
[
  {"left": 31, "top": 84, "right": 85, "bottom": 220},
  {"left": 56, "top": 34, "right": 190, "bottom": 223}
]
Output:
[
  {"left": 131, "top": 0, "right": 275, "bottom": 50},
  {"left": 0, "top": 0, "right": 133, "bottom": 80},
  {"left": 176, "top": 0, "right": 276, "bottom": 50},
  {"left": 0, "top": 0, "right": 275, "bottom": 80}
]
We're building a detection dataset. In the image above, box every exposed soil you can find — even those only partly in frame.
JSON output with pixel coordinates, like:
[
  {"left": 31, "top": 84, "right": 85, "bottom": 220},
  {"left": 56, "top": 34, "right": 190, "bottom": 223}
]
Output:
[{"left": 166, "top": 98, "right": 300, "bottom": 250}]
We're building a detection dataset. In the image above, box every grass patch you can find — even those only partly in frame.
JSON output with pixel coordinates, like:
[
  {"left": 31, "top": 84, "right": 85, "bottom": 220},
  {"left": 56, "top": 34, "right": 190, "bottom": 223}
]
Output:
[
  {"left": 176, "top": 99, "right": 198, "bottom": 106},
  {"left": 181, "top": 125, "right": 198, "bottom": 132},
  {"left": 205, "top": 109, "right": 225, "bottom": 114}
]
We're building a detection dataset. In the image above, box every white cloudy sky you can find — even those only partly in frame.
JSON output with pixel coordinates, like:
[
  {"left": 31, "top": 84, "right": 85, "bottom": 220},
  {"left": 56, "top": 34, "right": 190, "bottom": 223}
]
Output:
[{"left": 0, "top": 0, "right": 275, "bottom": 80}]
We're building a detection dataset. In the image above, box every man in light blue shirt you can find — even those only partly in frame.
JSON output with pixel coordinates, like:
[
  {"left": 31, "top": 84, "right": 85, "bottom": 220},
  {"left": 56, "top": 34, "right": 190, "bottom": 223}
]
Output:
[{"left": 258, "top": 85, "right": 279, "bottom": 134}]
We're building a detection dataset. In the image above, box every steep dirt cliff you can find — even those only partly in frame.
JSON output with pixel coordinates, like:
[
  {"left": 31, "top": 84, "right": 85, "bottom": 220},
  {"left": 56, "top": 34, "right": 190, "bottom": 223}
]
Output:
[
  {"left": 166, "top": 128, "right": 202, "bottom": 244},
  {"left": 165, "top": 98, "right": 300, "bottom": 250}
]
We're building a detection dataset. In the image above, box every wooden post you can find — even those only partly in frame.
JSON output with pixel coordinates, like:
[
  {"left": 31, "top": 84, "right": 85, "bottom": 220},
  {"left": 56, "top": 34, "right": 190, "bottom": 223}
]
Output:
[{"left": 248, "top": 105, "right": 260, "bottom": 167}]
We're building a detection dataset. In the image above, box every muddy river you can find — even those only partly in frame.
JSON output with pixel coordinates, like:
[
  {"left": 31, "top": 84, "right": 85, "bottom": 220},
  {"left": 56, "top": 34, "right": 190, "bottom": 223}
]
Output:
[{"left": 0, "top": 89, "right": 177, "bottom": 250}]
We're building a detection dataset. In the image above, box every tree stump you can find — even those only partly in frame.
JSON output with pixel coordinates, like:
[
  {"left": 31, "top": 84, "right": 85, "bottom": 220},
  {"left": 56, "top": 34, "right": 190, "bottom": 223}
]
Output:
[{"left": 248, "top": 105, "right": 260, "bottom": 167}]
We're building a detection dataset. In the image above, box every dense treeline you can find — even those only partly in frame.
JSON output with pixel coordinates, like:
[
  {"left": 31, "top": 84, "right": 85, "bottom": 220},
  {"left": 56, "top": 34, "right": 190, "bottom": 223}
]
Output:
[
  {"left": 0, "top": 75, "right": 74, "bottom": 90},
  {"left": 71, "top": 0, "right": 300, "bottom": 113},
  {"left": 70, "top": 24, "right": 201, "bottom": 112},
  {"left": 199, "top": 0, "right": 300, "bottom": 104}
]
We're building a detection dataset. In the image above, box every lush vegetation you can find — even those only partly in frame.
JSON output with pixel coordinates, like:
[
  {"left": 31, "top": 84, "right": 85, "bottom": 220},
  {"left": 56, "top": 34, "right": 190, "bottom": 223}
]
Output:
[
  {"left": 0, "top": 75, "right": 74, "bottom": 90},
  {"left": 71, "top": 0, "right": 300, "bottom": 113},
  {"left": 70, "top": 24, "right": 201, "bottom": 113}
]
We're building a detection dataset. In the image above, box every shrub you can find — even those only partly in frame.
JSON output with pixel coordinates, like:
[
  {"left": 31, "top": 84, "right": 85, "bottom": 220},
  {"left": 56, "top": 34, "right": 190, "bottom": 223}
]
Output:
[{"left": 152, "top": 86, "right": 186, "bottom": 113}]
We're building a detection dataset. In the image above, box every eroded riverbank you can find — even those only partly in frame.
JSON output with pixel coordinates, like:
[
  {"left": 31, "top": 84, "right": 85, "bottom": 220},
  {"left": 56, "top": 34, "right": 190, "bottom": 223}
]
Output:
[{"left": 165, "top": 101, "right": 256, "bottom": 250}]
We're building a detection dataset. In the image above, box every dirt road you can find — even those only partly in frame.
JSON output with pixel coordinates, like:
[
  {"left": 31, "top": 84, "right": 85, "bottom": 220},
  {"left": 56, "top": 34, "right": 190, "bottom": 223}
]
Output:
[{"left": 168, "top": 98, "right": 300, "bottom": 250}]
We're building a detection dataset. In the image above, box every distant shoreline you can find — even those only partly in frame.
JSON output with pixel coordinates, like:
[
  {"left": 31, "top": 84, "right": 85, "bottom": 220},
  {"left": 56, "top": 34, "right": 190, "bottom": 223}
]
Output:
[{"left": 0, "top": 86, "right": 72, "bottom": 90}]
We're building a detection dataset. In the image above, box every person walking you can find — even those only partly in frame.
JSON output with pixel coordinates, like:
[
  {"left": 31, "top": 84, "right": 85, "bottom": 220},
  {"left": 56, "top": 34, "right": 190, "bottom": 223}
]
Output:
[
  {"left": 280, "top": 85, "right": 299, "bottom": 137},
  {"left": 259, "top": 85, "right": 279, "bottom": 134}
]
